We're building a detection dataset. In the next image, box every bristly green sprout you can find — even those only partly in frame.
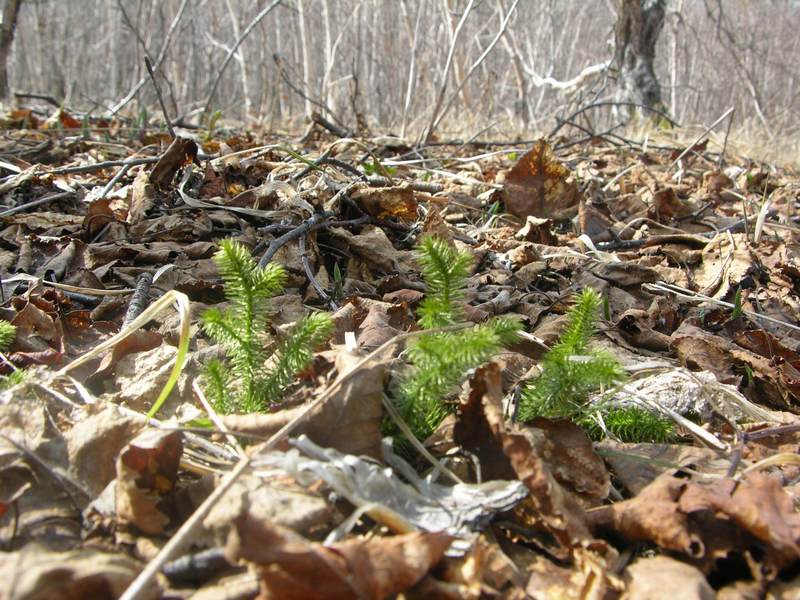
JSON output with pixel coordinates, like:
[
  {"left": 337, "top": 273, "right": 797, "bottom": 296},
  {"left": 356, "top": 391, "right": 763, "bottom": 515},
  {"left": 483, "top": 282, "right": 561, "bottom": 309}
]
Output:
[
  {"left": 518, "top": 288, "right": 673, "bottom": 442},
  {"left": 0, "top": 321, "right": 24, "bottom": 389},
  {"left": 202, "top": 239, "right": 333, "bottom": 413},
  {"left": 394, "top": 236, "right": 521, "bottom": 442}
]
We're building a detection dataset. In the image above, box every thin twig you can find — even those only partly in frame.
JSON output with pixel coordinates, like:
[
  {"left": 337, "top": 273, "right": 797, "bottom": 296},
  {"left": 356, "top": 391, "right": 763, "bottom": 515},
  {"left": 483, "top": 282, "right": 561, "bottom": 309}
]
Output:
[
  {"left": 549, "top": 101, "right": 679, "bottom": 138},
  {"left": 422, "top": 0, "right": 476, "bottom": 144},
  {"left": 429, "top": 0, "right": 521, "bottom": 135},
  {"left": 0, "top": 191, "right": 74, "bottom": 218},
  {"left": 44, "top": 156, "right": 159, "bottom": 176},
  {"left": 145, "top": 56, "right": 175, "bottom": 138},
  {"left": 298, "top": 234, "right": 338, "bottom": 311},
  {"left": 717, "top": 107, "right": 735, "bottom": 169},
  {"left": 668, "top": 106, "right": 735, "bottom": 171},
  {"left": 273, "top": 54, "right": 347, "bottom": 130},
  {"left": 14, "top": 92, "right": 60, "bottom": 107},
  {"left": 259, "top": 213, "right": 369, "bottom": 268}
]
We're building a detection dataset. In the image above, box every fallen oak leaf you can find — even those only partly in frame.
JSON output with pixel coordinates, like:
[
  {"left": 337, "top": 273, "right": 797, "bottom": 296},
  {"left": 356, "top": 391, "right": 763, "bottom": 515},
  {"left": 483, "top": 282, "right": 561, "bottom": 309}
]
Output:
[
  {"left": 455, "top": 363, "right": 599, "bottom": 560},
  {"left": 502, "top": 140, "right": 581, "bottom": 221},
  {"left": 225, "top": 512, "right": 453, "bottom": 600},
  {"left": 589, "top": 471, "right": 800, "bottom": 575}
]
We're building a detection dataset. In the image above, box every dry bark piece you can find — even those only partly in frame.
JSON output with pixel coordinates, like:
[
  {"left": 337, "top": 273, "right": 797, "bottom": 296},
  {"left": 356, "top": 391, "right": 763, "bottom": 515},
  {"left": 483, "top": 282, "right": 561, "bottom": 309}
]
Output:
[
  {"left": 502, "top": 140, "right": 580, "bottom": 221},
  {"left": 225, "top": 513, "right": 453, "bottom": 600},
  {"left": 127, "top": 168, "right": 156, "bottom": 225}
]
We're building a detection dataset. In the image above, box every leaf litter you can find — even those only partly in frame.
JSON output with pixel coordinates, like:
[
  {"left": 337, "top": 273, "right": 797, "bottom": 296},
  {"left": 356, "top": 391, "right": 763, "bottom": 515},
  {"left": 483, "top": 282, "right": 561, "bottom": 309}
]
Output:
[{"left": 0, "top": 109, "right": 799, "bottom": 599}]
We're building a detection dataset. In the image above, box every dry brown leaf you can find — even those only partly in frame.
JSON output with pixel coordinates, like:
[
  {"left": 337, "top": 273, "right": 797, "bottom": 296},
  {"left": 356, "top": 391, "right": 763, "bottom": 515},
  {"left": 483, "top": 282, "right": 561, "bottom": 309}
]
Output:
[
  {"left": 205, "top": 472, "right": 331, "bottom": 536},
  {"left": 149, "top": 137, "right": 197, "bottom": 189},
  {"left": 616, "top": 308, "right": 672, "bottom": 351},
  {"left": 115, "top": 428, "right": 182, "bottom": 535},
  {"left": 516, "top": 216, "right": 557, "bottom": 245},
  {"left": 330, "top": 225, "right": 412, "bottom": 274},
  {"left": 597, "top": 442, "right": 728, "bottom": 495},
  {"left": 351, "top": 183, "right": 418, "bottom": 222},
  {"left": 294, "top": 350, "right": 386, "bottom": 459},
  {"left": 622, "top": 555, "right": 714, "bottom": 600},
  {"left": 527, "top": 418, "right": 610, "bottom": 502},
  {"left": 65, "top": 404, "right": 143, "bottom": 496},
  {"left": 128, "top": 168, "right": 156, "bottom": 225},
  {"left": 692, "top": 473, "right": 800, "bottom": 569},
  {"left": 0, "top": 546, "right": 160, "bottom": 600},
  {"left": 503, "top": 140, "right": 581, "bottom": 220},
  {"left": 650, "top": 187, "right": 694, "bottom": 221},
  {"left": 355, "top": 302, "right": 405, "bottom": 350},
  {"left": 588, "top": 473, "right": 706, "bottom": 557},
  {"left": 92, "top": 329, "right": 163, "bottom": 381},
  {"left": 590, "top": 470, "right": 800, "bottom": 576},
  {"left": 221, "top": 351, "right": 386, "bottom": 459},
  {"left": 671, "top": 321, "right": 737, "bottom": 383},
  {"left": 225, "top": 512, "right": 452, "bottom": 600},
  {"left": 420, "top": 204, "right": 455, "bottom": 243},
  {"left": 578, "top": 200, "right": 617, "bottom": 243},
  {"left": 734, "top": 329, "right": 800, "bottom": 402},
  {"left": 454, "top": 363, "right": 597, "bottom": 560},
  {"left": 525, "top": 547, "right": 618, "bottom": 600}
]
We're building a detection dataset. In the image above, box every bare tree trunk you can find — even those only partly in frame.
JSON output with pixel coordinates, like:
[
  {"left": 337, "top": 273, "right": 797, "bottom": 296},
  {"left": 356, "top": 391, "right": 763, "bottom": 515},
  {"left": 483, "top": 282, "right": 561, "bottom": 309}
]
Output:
[
  {"left": 0, "top": 0, "right": 22, "bottom": 99},
  {"left": 613, "top": 0, "right": 667, "bottom": 121}
]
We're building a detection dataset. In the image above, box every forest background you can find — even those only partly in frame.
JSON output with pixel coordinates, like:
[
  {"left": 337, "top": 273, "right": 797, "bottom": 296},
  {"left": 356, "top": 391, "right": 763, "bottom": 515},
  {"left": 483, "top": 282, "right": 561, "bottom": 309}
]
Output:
[{"left": 3, "top": 0, "right": 799, "bottom": 166}]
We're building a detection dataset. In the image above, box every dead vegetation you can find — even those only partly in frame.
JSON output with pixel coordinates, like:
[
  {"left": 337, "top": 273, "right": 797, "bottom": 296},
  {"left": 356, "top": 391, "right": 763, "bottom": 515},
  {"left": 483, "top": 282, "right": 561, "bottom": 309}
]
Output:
[{"left": 0, "top": 104, "right": 798, "bottom": 599}]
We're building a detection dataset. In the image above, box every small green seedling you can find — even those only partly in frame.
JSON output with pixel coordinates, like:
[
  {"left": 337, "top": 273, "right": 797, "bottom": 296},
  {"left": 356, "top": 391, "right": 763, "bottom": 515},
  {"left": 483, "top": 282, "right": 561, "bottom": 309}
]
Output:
[
  {"left": 731, "top": 287, "right": 743, "bottom": 320},
  {"left": 519, "top": 288, "right": 673, "bottom": 442},
  {"left": 0, "top": 321, "right": 24, "bottom": 389},
  {"left": 394, "top": 236, "right": 521, "bottom": 442},
  {"left": 202, "top": 239, "right": 333, "bottom": 413}
]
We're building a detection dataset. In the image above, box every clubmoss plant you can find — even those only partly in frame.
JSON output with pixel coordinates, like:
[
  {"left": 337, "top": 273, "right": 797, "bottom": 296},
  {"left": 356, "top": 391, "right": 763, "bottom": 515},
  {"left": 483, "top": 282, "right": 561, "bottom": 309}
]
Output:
[
  {"left": 395, "top": 236, "right": 521, "bottom": 442},
  {"left": 518, "top": 288, "right": 673, "bottom": 442},
  {"left": 580, "top": 407, "right": 674, "bottom": 443},
  {"left": 0, "top": 321, "right": 23, "bottom": 389},
  {"left": 202, "top": 239, "right": 333, "bottom": 413}
]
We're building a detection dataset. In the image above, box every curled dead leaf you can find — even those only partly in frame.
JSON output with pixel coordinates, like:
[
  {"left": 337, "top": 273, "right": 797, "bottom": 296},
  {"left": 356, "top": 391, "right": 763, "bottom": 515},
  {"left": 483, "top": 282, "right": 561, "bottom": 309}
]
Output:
[{"left": 225, "top": 512, "right": 453, "bottom": 600}]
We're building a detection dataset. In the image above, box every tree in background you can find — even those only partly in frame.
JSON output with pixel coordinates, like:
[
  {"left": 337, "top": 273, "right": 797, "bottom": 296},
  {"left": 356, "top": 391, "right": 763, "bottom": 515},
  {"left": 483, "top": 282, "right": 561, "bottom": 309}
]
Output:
[
  {"left": 613, "top": 0, "right": 668, "bottom": 122},
  {"left": 0, "top": 0, "right": 21, "bottom": 99}
]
